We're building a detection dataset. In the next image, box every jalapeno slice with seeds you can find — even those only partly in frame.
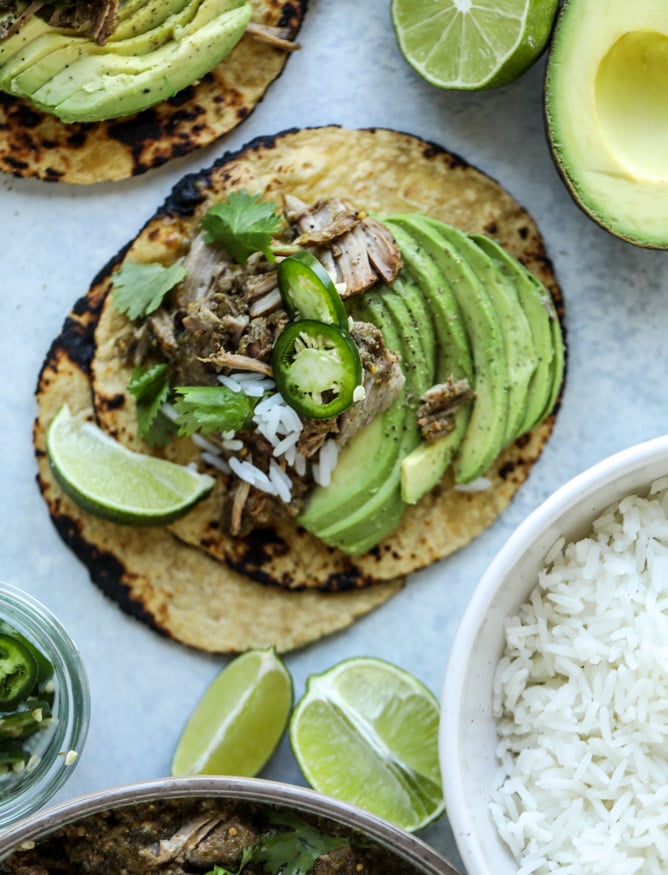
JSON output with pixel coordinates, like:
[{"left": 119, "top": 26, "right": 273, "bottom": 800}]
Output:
[
  {"left": 272, "top": 320, "right": 363, "bottom": 420},
  {"left": 0, "top": 633, "right": 38, "bottom": 712},
  {"left": 277, "top": 251, "right": 348, "bottom": 329}
]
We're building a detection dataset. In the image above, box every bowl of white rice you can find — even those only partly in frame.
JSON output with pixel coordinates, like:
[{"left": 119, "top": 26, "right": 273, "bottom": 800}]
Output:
[{"left": 440, "top": 435, "right": 668, "bottom": 875}]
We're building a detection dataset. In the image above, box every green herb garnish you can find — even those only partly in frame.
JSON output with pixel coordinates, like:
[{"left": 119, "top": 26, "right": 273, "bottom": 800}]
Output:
[
  {"left": 173, "top": 385, "right": 256, "bottom": 436},
  {"left": 127, "top": 364, "right": 174, "bottom": 446},
  {"left": 204, "top": 813, "right": 350, "bottom": 875},
  {"left": 201, "top": 191, "right": 283, "bottom": 264},
  {"left": 111, "top": 261, "right": 187, "bottom": 320}
]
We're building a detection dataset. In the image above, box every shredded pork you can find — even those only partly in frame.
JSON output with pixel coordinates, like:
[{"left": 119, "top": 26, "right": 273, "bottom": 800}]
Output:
[
  {"left": 284, "top": 195, "right": 403, "bottom": 295},
  {"left": 417, "top": 377, "right": 475, "bottom": 442},
  {"left": 122, "top": 201, "right": 406, "bottom": 537}
]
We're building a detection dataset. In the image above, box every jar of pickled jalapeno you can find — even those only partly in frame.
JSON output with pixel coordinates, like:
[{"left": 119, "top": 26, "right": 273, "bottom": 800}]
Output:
[{"left": 0, "top": 583, "right": 89, "bottom": 826}]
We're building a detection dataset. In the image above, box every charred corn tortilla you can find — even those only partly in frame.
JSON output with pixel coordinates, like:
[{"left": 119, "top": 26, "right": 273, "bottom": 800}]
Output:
[
  {"left": 0, "top": 0, "right": 305, "bottom": 185},
  {"left": 33, "top": 279, "right": 404, "bottom": 653},
  {"left": 86, "top": 126, "right": 564, "bottom": 593}
]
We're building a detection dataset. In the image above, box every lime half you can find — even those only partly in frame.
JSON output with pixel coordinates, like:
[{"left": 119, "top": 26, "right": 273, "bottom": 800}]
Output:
[
  {"left": 46, "top": 403, "right": 214, "bottom": 526},
  {"left": 172, "top": 648, "right": 293, "bottom": 777},
  {"left": 289, "top": 657, "right": 444, "bottom": 832},
  {"left": 391, "top": 0, "right": 560, "bottom": 90}
]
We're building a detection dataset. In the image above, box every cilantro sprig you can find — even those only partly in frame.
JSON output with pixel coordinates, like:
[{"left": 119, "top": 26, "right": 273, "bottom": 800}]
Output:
[
  {"left": 127, "top": 364, "right": 175, "bottom": 446},
  {"left": 173, "top": 385, "right": 256, "bottom": 436},
  {"left": 204, "top": 813, "right": 350, "bottom": 875},
  {"left": 111, "top": 261, "right": 187, "bottom": 320},
  {"left": 201, "top": 191, "right": 283, "bottom": 264}
]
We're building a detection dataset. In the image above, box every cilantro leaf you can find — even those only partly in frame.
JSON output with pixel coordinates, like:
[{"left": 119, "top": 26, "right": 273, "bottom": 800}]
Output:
[
  {"left": 254, "top": 813, "right": 350, "bottom": 875},
  {"left": 173, "top": 385, "right": 255, "bottom": 436},
  {"left": 111, "top": 261, "right": 187, "bottom": 320},
  {"left": 201, "top": 191, "right": 282, "bottom": 264},
  {"left": 204, "top": 849, "right": 254, "bottom": 875},
  {"left": 127, "top": 364, "right": 174, "bottom": 447}
]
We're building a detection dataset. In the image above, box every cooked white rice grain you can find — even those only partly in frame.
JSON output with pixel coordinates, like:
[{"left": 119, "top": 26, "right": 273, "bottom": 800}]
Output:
[
  {"left": 218, "top": 374, "right": 243, "bottom": 393},
  {"left": 492, "top": 483, "right": 668, "bottom": 873},
  {"left": 191, "top": 433, "right": 222, "bottom": 455},
  {"left": 269, "top": 459, "right": 292, "bottom": 503},
  {"left": 228, "top": 457, "right": 277, "bottom": 495},
  {"left": 200, "top": 452, "right": 230, "bottom": 474}
]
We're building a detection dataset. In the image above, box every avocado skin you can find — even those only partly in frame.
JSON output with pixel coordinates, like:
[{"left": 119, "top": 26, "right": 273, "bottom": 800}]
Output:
[
  {"left": 544, "top": 0, "right": 668, "bottom": 248},
  {"left": 0, "top": 0, "right": 252, "bottom": 123}
]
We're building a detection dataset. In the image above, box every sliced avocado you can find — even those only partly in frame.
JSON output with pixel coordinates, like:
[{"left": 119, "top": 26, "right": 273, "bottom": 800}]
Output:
[
  {"left": 422, "top": 219, "right": 537, "bottom": 447},
  {"left": 399, "top": 425, "right": 464, "bottom": 505},
  {"left": 0, "top": 0, "right": 195, "bottom": 89},
  {"left": 389, "top": 216, "right": 510, "bottom": 484},
  {"left": 297, "top": 293, "right": 408, "bottom": 537},
  {"left": 3, "top": 0, "right": 251, "bottom": 123},
  {"left": 5, "top": 0, "right": 198, "bottom": 96},
  {"left": 311, "top": 286, "right": 434, "bottom": 556},
  {"left": 545, "top": 0, "right": 668, "bottom": 248},
  {"left": 111, "top": 0, "right": 193, "bottom": 41},
  {"left": 383, "top": 216, "right": 473, "bottom": 503},
  {"left": 0, "top": 20, "right": 73, "bottom": 78},
  {"left": 471, "top": 234, "right": 563, "bottom": 436},
  {"left": 31, "top": 3, "right": 251, "bottom": 123}
]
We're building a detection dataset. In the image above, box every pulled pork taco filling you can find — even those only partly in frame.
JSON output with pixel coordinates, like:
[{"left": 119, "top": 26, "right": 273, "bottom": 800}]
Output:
[{"left": 112, "top": 193, "right": 409, "bottom": 539}]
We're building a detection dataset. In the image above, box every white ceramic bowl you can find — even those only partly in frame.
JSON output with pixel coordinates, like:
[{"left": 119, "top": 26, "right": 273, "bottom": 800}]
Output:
[{"left": 439, "top": 435, "right": 668, "bottom": 875}]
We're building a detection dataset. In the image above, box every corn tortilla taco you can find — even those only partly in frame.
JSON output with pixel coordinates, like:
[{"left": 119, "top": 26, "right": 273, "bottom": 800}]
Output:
[
  {"left": 0, "top": 0, "right": 305, "bottom": 184},
  {"left": 34, "top": 126, "right": 565, "bottom": 651},
  {"left": 33, "top": 278, "right": 404, "bottom": 653}
]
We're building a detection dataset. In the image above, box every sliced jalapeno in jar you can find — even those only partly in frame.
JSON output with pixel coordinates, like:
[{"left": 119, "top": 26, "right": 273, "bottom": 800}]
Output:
[
  {"left": 272, "top": 320, "right": 362, "bottom": 419},
  {"left": 0, "top": 633, "right": 38, "bottom": 712},
  {"left": 277, "top": 251, "right": 348, "bottom": 329}
]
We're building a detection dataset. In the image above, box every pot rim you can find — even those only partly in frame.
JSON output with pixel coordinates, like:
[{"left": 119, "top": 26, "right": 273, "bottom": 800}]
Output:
[{"left": 0, "top": 775, "right": 460, "bottom": 874}]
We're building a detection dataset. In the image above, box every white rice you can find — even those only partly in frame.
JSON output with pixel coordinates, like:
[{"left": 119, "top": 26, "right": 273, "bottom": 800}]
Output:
[
  {"left": 188, "top": 372, "right": 344, "bottom": 504},
  {"left": 491, "top": 479, "right": 668, "bottom": 874}
]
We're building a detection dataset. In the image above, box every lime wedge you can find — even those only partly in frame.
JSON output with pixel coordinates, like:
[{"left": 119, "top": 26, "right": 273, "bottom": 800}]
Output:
[
  {"left": 172, "top": 648, "right": 293, "bottom": 777},
  {"left": 391, "top": 0, "right": 559, "bottom": 90},
  {"left": 289, "top": 657, "right": 444, "bottom": 832},
  {"left": 46, "top": 403, "right": 214, "bottom": 526}
]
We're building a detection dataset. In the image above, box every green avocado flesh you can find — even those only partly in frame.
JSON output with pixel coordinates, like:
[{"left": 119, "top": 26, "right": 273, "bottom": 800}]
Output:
[
  {"left": 0, "top": 0, "right": 251, "bottom": 122},
  {"left": 297, "top": 215, "right": 564, "bottom": 556},
  {"left": 545, "top": 0, "right": 668, "bottom": 247}
]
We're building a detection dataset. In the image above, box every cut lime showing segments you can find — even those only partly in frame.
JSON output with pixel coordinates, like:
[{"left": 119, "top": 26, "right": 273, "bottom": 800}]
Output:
[
  {"left": 46, "top": 403, "right": 214, "bottom": 526},
  {"left": 391, "top": 0, "right": 559, "bottom": 90},
  {"left": 172, "top": 648, "right": 293, "bottom": 777},
  {"left": 289, "top": 657, "right": 444, "bottom": 832}
]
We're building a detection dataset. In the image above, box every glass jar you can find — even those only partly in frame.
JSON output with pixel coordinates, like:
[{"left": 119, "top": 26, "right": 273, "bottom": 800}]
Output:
[{"left": 0, "top": 583, "right": 90, "bottom": 826}]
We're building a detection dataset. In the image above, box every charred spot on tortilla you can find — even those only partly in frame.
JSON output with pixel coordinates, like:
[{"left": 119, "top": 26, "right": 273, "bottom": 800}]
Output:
[{"left": 0, "top": 0, "right": 307, "bottom": 184}]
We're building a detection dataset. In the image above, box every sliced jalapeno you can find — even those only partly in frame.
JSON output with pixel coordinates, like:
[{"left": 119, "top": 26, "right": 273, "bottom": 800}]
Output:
[
  {"left": 272, "top": 320, "right": 362, "bottom": 419},
  {"left": 277, "top": 251, "right": 348, "bottom": 329},
  {"left": 0, "top": 633, "right": 38, "bottom": 712}
]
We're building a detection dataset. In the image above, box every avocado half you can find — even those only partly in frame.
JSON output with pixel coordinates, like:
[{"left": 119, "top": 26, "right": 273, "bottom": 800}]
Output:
[{"left": 545, "top": 0, "right": 668, "bottom": 248}]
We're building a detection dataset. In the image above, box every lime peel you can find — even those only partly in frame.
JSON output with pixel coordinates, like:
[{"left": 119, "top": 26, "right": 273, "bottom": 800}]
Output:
[
  {"left": 46, "top": 403, "right": 214, "bottom": 526},
  {"left": 289, "top": 656, "right": 444, "bottom": 832}
]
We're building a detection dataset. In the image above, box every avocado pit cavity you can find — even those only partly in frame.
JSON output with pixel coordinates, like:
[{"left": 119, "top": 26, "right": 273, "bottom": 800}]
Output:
[{"left": 595, "top": 30, "right": 668, "bottom": 183}]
